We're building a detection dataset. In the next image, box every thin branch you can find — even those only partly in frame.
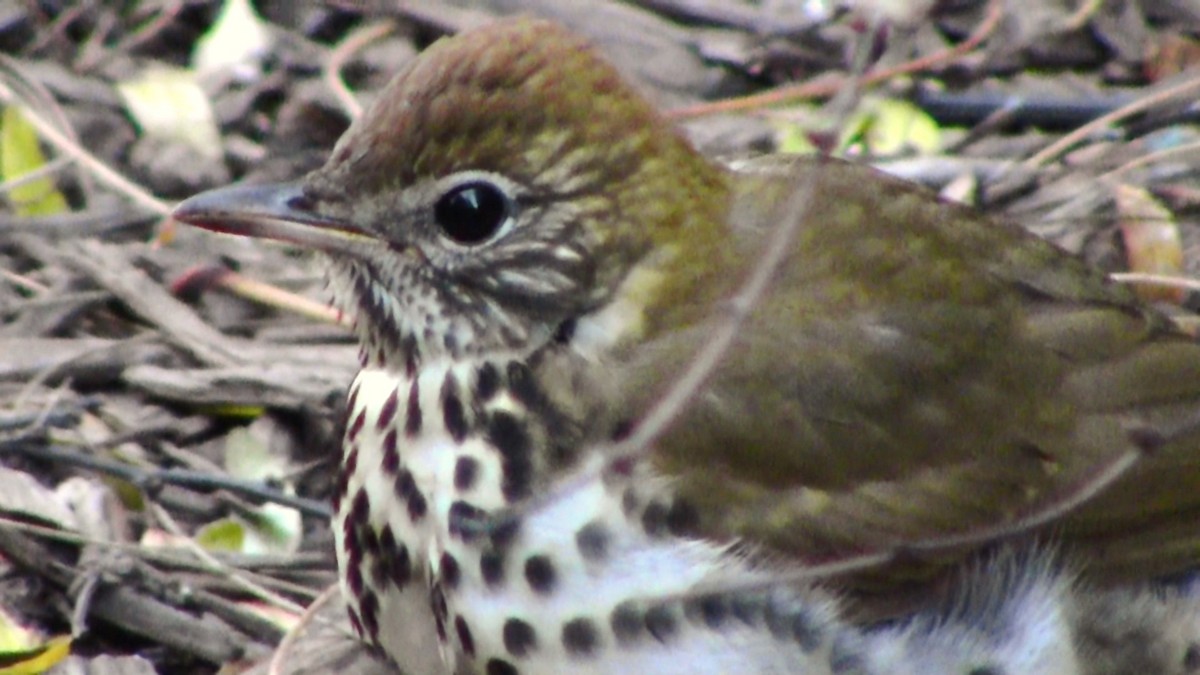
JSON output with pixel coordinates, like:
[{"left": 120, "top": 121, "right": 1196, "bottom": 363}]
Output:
[
  {"left": 0, "top": 439, "right": 330, "bottom": 518},
  {"left": 0, "top": 54, "right": 171, "bottom": 216},
  {"left": 147, "top": 500, "right": 308, "bottom": 615},
  {"left": 1023, "top": 71, "right": 1200, "bottom": 168},
  {"left": 667, "top": 0, "right": 1003, "bottom": 120},
  {"left": 323, "top": 20, "right": 395, "bottom": 120}
]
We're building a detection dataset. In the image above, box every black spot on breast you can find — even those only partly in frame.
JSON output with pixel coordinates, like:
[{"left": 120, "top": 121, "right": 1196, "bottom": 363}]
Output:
[
  {"left": 611, "top": 418, "right": 633, "bottom": 441},
  {"left": 345, "top": 558, "right": 364, "bottom": 596},
  {"left": 402, "top": 334, "right": 419, "bottom": 378},
  {"left": 395, "top": 469, "right": 428, "bottom": 523},
  {"left": 405, "top": 378, "right": 422, "bottom": 437},
  {"left": 395, "top": 469, "right": 415, "bottom": 499},
  {"left": 448, "top": 500, "right": 488, "bottom": 542},
  {"left": 732, "top": 594, "right": 764, "bottom": 626},
  {"left": 686, "top": 594, "right": 728, "bottom": 630},
  {"left": 407, "top": 490, "right": 428, "bottom": 522},
  {"left": 575, "top": 521, "right": 610, "bottom": 563},
  {"left": 455, "top": 615, "right": 476, "bottom": 657},
  {"left": 377, "top": 388, "right": 399, "bottom": 430},
  {"left": 392, "top": 544, "right": 412, "bottom": 588},
  {"left": 503, "top": 617, "right": 538, "bottom": 657},
  {"left": 486, "top": 659, "right": 519, "bottom": 675},
  {"left": 350, "top": 489, "right": 370, "bottom": 525},
  {"left": 481, "top": 550, "right": 505, "bottom": 587},
  {"left": 441, "top": 374, "right": 469, "bottom": 443},
  {"left": 359, "top": 590, "right": 380, "bottom": 640},
  {"left": 378, "top": 526, "right": 412, "bottom": 589},
  {"left": 553, "top": 318, "right": 576, "bottom": 344},
  {"left": 641, "top": 502, "right": 668, "bottom": 538},
  {"left": 370, "top": 555, "right": 390, "bottom": 588},
  {"left": 506, "top": 361, "right": 541, "bottom": 407},
  {"left": 561, "top": 617, "right": 600, "bottom": 657},
  {"left": 454, "top": 455, "right": 480, "bottom": 492},
  {"left": 342, "top": 444, "right": 358, "bottom": 479},
  {"left": 610, "top": 602, "right": 642, "bottom": 645},
  {"left": 347, "top": 606, "right": 364, "bottom": 637},
  {"left": 381, "top": 429, "right": 399, "bottom": 474},
  {"left": 666, "top": 500, "right": 699, "bottom": 537},
  {"left": 489, "top": 516, "right": 521, "bottom": 549},
  {"left": 347, "top": 408, "right": 366, "bottom": 442},
  {"left": 475, "top": 362, "right": 501, "bottom": 401},
  {"left": 644, "top": 605, "right": 678, "bottom": 643},
  {"left": 524, "top": 555, "right": 557, "bottom": 595},
  {"left": 360, "top": 526, "right": 380, "bottom": 557},
  {"left": 440, "top": 552, "right": 461, "bottom": 590},
  {"left": 486, "top": 411, "right": 533, "bottom": 502}
]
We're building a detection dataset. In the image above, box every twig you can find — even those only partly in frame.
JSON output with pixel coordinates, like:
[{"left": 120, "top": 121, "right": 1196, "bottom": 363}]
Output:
[
  {"left": 0, "top": 439, "right": 330, "bottom": 518},
  {"left": 324, "top": 20, "right": 395, "bottom": 120},
  {"left": 147, "top": 501, "right": 308, "bottom": 616},
  {"left": 0, "top": 54, "right": 171, "bottom": 216},
  {"left": 667, "top": 0, "right": 1003, "bottom": 120},
  {"left": 267, "top": 583, "right": 349, "bottom": 675},
  {"left": 1098, "top": 138, "right": 1200, "bottom": 182},
  {"left": 172, "top": 265, "right": 345, "bottom": 326},
  {"left": 1023, "top": 71, "right": 1200, "bottom": 168},
  {"left": 1110, "top": 272, "right": 1200, "bottom": 295}
]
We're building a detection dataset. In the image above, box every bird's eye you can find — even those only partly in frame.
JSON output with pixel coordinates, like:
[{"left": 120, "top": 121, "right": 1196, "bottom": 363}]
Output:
[{"left": 434, "top": 181, "right": 512, "bottom": 245}]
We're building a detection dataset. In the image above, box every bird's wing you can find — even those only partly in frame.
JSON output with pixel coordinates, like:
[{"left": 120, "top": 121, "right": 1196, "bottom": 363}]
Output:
[{"left": 614, "top": 158, "right": 1200, "bottom": 602}]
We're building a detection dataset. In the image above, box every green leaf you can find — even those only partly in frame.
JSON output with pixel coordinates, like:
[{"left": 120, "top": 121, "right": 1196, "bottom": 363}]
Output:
[
  {"left": 841, "top": 98, "right": 942, "bottom": 156},
  {"left": 195, "top": 518, "right": 246, "bottom": 552},
  {"left": 0, "top": 106, "right": 68, "bottom": 217}
]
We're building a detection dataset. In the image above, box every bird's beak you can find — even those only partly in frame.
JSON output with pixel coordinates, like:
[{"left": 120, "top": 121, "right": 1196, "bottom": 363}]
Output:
[{"left": 173, "top": 182, "right": 374, "bottom": 254}]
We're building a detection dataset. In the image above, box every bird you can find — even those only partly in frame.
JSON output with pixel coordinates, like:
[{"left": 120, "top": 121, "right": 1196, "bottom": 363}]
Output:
[{"left": 174, "top": 17, "right": 1200, "bottom": 675}]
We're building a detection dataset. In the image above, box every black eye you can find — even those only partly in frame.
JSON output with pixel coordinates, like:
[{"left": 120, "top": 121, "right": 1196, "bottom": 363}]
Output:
[{"left": 434, "top": 181, "right": 511, "bottom": 245}]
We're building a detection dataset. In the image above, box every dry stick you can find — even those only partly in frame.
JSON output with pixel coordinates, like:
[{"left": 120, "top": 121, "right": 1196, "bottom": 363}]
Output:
[
  {"left": 214, "top": 269, "right": 345, "bottom": 326},
  {"left": 667, "top": 0, "right": 1004, "bottom": 120},
  {"left": 1111, "top": 272, "right": 1200, "bottom": 295},
  {"left": 0, "top": 54, "right": 92, "bottom": 195},
  {"left": 1023, "top": 71, "right": 1200, "bottom": 168},
  {"left": 0, "top": 268, "right": 50, "bottom": 293},
  {"left": 147, "top": 501, "right": 308, "bottom": 616},
  {"left": 0, "top": 156, "right": 73, "bottom": 193},
  {"left": 0, "top": 71, "right": 171, "bottom": 217},
  {"left": 0, "top": 516, "right": 323, "bottom": 599},
  {"left": 324, "top": 20, "right": 395, "bottom": 120},
  {"left": 109, "top": 1, "right": 188, "bottom": 57},
  {"left": 1, "top": 60, "right": 339, "bottom": 324},
  {"left": 1099, "top": 138, "right": 1200, "bottom": 182},
  {"left": 266, "top": 583, "right": 349, "bottom": 675},
  {"left": 2, "top": 440, "right": 330, "bottom": 517}
]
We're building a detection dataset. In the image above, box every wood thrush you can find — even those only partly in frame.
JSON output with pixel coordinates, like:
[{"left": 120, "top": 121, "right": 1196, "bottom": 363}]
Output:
[{"left": 175, "top": 17, "right": 1200, "bottom": 675}]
